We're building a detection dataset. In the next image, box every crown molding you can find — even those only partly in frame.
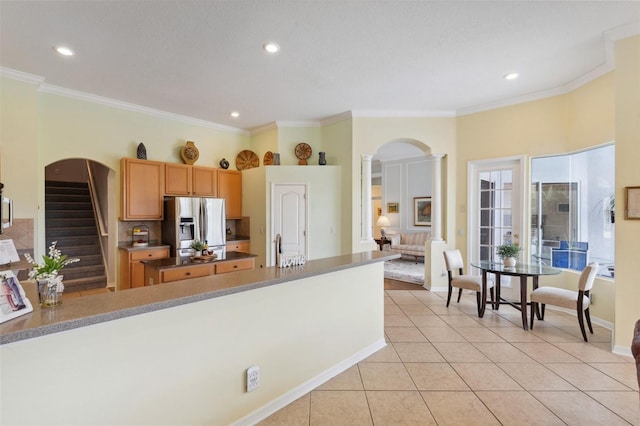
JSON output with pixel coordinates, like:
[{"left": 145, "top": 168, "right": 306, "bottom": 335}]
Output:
[
  {"left": 1, "top": 67, "right": 249, "bottom": 136},
  {"left": 249, "top": 121, "right": 278, "bottom": 135},
  {"left": 320, "top": 111, "right": 353, "bottom": 126},
  {"left": 275, "top": 120, "right": 321, "bottom": 128},
  {"left": 0, "top": 67, "right": 44, "bottom": 85},
  {"left": 351, "top": 110, "right": 455, "bottom": 118},
  {"left": 459, "top": 24, "right": 640, "bottom": 117},
  {"left": 457, "top": 86, "right": 568, "bottom": 116},
  {"left": 39, "top": 83, "right": 249, "bottom": 135}
]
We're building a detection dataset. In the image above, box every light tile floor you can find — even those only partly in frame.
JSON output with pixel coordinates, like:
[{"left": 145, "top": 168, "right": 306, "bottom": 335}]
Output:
[{"left": 259, "top": 288, "right": 639, "bottom": 425}]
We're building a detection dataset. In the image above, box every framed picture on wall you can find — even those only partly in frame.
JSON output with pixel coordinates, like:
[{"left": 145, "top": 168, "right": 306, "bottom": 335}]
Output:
[
  {"left": 414, "top": 197, "right": 431, "bottom": 226},
  {"left": 387, "top": 202, "right": 399, "bottom": 214},
  {"left": 625, "top": 186, "right": 640, "bottom": 219}
]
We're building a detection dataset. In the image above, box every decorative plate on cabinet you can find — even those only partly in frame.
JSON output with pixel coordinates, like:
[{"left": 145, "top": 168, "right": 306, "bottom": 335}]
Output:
[
  {"left": 235, "top": 150, "right": 259, "bottom": 170},
  {"left": 263, "top": 151, "right": 274, "bottom": 165},
  {"left": 295, "top": 142, "right": 312, "bottom": 165}
]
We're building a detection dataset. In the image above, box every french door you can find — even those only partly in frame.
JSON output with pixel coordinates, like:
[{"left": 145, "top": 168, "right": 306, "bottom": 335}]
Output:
[{"left": 469, "top": 157, "right": 525, "bottom": 267}]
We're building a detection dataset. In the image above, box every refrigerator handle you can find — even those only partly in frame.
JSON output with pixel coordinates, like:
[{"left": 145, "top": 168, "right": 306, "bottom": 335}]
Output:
[
  {"left": 199, "top": 200, "right": 206, "bottom": 242},
  {"left": 2, "top": 196, "right": 12, "bottom": 231}
]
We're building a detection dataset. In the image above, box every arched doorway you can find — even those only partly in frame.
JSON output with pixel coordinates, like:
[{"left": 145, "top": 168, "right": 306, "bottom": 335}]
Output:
[
  {"left": 371, "top": 139, "right": 432, "bottom": 238},
  {"left": 44, "top": 159, "right": 114, "bottom": 293}
]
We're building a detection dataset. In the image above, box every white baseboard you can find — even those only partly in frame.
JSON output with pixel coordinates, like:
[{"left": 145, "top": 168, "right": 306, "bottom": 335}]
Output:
[
  {"left": 543, "top": 305, "right": 613, "bottom": 330},
  {"left": 428, "top": 286, "right": 448, "bottom": 292},
  {"left": 232, "top": 338, "right": 387, "bottom": 426},
  {"left": 612, "top": 345, "right": 633, "bottom": 358}
]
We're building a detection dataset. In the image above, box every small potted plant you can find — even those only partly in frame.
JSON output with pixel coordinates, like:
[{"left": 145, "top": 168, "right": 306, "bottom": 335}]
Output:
[
  {"left": 190, "top": 240, "right": 206, "bottom": 255},
  {"left": 497, "top": 242, "right": 521, "bottom": 267}
]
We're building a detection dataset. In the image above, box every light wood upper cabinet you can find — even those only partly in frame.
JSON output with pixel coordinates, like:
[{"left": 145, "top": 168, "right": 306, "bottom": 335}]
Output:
[
  {"left": 165, "top": 163, "right": 193, "bottom": 195},
  {"left": 192, "top": 166, "right": 217, "bottom": 196},
  {"left": 165, "top": 164, "right": 217, "bottom": 196},
  {"left": 217, "top": 169, "right": 242, "bottom": 218},
  {"left": 121, "top": 158, "right": 164, "bottom": 220}
]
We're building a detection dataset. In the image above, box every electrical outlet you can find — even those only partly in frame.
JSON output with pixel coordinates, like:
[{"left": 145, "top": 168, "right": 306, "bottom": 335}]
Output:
[{"left": 246, "top": 365, "right": 260, "bottom": 392}]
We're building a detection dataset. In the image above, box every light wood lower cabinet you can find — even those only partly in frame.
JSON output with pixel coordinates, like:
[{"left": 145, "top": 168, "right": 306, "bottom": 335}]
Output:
[
  {"left": 226, "top": 241, "right": 250, "bottom": 253},
  {"left": 214, "top": 258, "right": 255, "bottom": 274},
  {"left": 120, "top": 247, "right": 170, "bottom": 289},
  {"left": 160, "top": 264, "right": 211, "bottom": 283},
  {"left": 145, "top": 257, "right": 255, "bottom": 284}
]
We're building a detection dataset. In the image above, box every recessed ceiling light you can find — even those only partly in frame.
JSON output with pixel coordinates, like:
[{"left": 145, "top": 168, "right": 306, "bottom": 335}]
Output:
[
  {"left": 504, "top": 72, "right": 519, "bottom": 80},
  {"left": 230, "top": 111, "right": 240, "bottom": 118},
  {"left": 263, "top": 42, "right": 280, "bottom": 54},
  {"left": 55, "top": 46, "right": 75, "bottom": 56}
]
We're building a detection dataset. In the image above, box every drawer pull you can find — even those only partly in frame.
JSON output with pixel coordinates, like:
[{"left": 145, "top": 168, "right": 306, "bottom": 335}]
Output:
[
  {"left": 234, "top": 265, "right": 238, "bottom": 268},
  {"left": 186, "top": 272, "right": 191, "bottom": 276}
]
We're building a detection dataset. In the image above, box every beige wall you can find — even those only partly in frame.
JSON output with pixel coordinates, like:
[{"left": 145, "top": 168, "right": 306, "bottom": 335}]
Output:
[
  {"left": 321, "top": 118, "right": 354, "bottom": 254},
  {"left": 613, "top": 36, "right": 640, "bottom": 352}
]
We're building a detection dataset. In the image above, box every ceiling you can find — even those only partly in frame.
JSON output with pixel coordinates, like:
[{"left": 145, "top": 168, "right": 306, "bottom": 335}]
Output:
[{"left": 1, "top": 1, "right": 639, "bottom": 132}]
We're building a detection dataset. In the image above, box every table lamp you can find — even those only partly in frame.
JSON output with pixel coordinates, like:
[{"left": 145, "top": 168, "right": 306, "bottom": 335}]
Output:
[{"left": 376, "top": 215, "right": 391, "bottom": 238}]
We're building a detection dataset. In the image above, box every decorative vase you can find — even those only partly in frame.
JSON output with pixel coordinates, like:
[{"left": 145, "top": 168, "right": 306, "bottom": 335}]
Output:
[
  {"left": 219, "top": 158, "right": 229, "bottom": 169},
  {"left": 318, "top": 152, "right": 327, "bottom": 165},
  {"left": 38, "top": 276, "right": 64, "bottom": 307},
  {"left": 180, "top": 141, "right": 200, "bottom": 165},
  {"left": 136, "top": 142, "right": 147, "bottom": 160},
  {"left": 503, "top": 257, "right": 516, "bottom": 267},
  {"left": 273, "top": 153, "right": 280, "bottom": 165}
]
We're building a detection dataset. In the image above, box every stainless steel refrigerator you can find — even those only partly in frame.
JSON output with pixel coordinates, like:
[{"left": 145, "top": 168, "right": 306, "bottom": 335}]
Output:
[{"left": 162, "top": 197, "right": 226, "bottom": 258}]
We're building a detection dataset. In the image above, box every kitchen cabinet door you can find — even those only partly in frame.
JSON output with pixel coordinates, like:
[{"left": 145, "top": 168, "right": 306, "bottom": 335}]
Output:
[
  {"left": 226, "top": 241, "right": 250, "bottom": 253},
  {"left": 217, "top": 169, "right": 242, "bottom": 218},
  {"left": 119, "top": 247, "right": 169, "bottom": 289},
  {"left": 121, "top": 158, "right": 164, "bottom": 220},
  {"left": 165, "top": 163, "right": 193, "bottom": 195},
  {"left": 214, "top": 258, "right": 254, "bottom": 274},
  {"left": 192, "top": 166, "right": 217, "bottom": 196}
]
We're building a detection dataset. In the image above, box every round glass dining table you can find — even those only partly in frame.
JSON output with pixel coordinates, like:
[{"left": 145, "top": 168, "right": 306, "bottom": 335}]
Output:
[{"left": 470, "top": 261, "right": 560, "bottom": 330}]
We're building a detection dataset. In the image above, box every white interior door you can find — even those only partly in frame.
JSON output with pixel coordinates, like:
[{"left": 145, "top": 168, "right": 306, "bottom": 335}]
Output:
[{"left": 272, "top": 184, "right": 307, "bottom": 264}]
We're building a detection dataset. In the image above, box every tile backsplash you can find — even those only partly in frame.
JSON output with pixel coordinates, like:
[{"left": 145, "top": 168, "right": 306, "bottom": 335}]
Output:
[
  {"left": 118, "top": 221, "right": 162, "bottom": 245},
  {"left": 0, "top": 218, "right": 34, "bottom": 250}
]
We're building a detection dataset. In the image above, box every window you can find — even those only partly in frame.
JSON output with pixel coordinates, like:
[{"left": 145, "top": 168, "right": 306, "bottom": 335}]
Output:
[{"left": 530, "top": 144, "right": 615, "bottom": 277}]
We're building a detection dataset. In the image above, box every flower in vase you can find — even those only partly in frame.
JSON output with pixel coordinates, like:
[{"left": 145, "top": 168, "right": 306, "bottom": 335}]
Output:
[{"left": 24, "top": 241, "right": 79, "bottom": 288}]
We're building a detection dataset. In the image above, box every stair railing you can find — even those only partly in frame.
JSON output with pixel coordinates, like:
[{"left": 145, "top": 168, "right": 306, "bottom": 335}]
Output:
[
  {"left": 86, "top": 161, "right": 108, "bottom": 237},
  {"left": 86, "top": 160, "right": 109, "bottom": 282}
]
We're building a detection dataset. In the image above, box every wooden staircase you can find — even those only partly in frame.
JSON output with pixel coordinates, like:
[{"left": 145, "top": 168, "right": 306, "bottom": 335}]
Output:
[{"left": 45, "top": 180, "right": 107, "bottom": 292}]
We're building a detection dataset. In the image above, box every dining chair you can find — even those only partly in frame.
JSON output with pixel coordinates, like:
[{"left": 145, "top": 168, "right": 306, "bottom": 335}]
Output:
[
  {"left": 529, "top": 262, "right": 599, "bottom": 342},
  {"left": 443, "top": 249, "right": 494, "bottom": 317}
]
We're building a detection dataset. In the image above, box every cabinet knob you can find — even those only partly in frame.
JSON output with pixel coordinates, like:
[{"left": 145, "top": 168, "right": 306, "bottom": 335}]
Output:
[
  {"left": 234, "top": 265, "right": 238, "bottom": 269},
  {"left": 186, "top": 272, "right": 191, "bottom": 276},
  {"left": 148, "top": 253, "right": 152, "bottom": 257}
]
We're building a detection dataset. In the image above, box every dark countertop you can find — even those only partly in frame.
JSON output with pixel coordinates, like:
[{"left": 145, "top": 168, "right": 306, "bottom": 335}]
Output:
[
  {"left": 143, "top": 251, "right": 257, "bottom": 270},
  {"left": 0, "top": 251, "right": 400, "bottom": 345},
  {"left": 118, "top": 242, "right": 170, "bottom": 252}
]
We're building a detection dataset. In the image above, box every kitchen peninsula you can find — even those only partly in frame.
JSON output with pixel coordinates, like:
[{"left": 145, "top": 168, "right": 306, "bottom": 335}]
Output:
[
  {"left": 143, "top": 251, "right": 256, "bottom": 284},
  {"left": 1, "top": 251, "right": 398, "bottom": 426}
]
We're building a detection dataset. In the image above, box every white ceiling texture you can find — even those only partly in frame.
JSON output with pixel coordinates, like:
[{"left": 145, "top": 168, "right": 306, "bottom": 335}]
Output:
[{"left": 1, "top": 1, "right": 639, "bottom": 135}]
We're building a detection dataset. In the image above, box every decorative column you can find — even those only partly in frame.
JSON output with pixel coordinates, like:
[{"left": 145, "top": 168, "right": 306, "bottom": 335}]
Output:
[
  {"left": 361, "top": 154, "right": 373, "bottom": 241},
  {"left": 429, "top": 154, "right": 445, "bottom": 241}
]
